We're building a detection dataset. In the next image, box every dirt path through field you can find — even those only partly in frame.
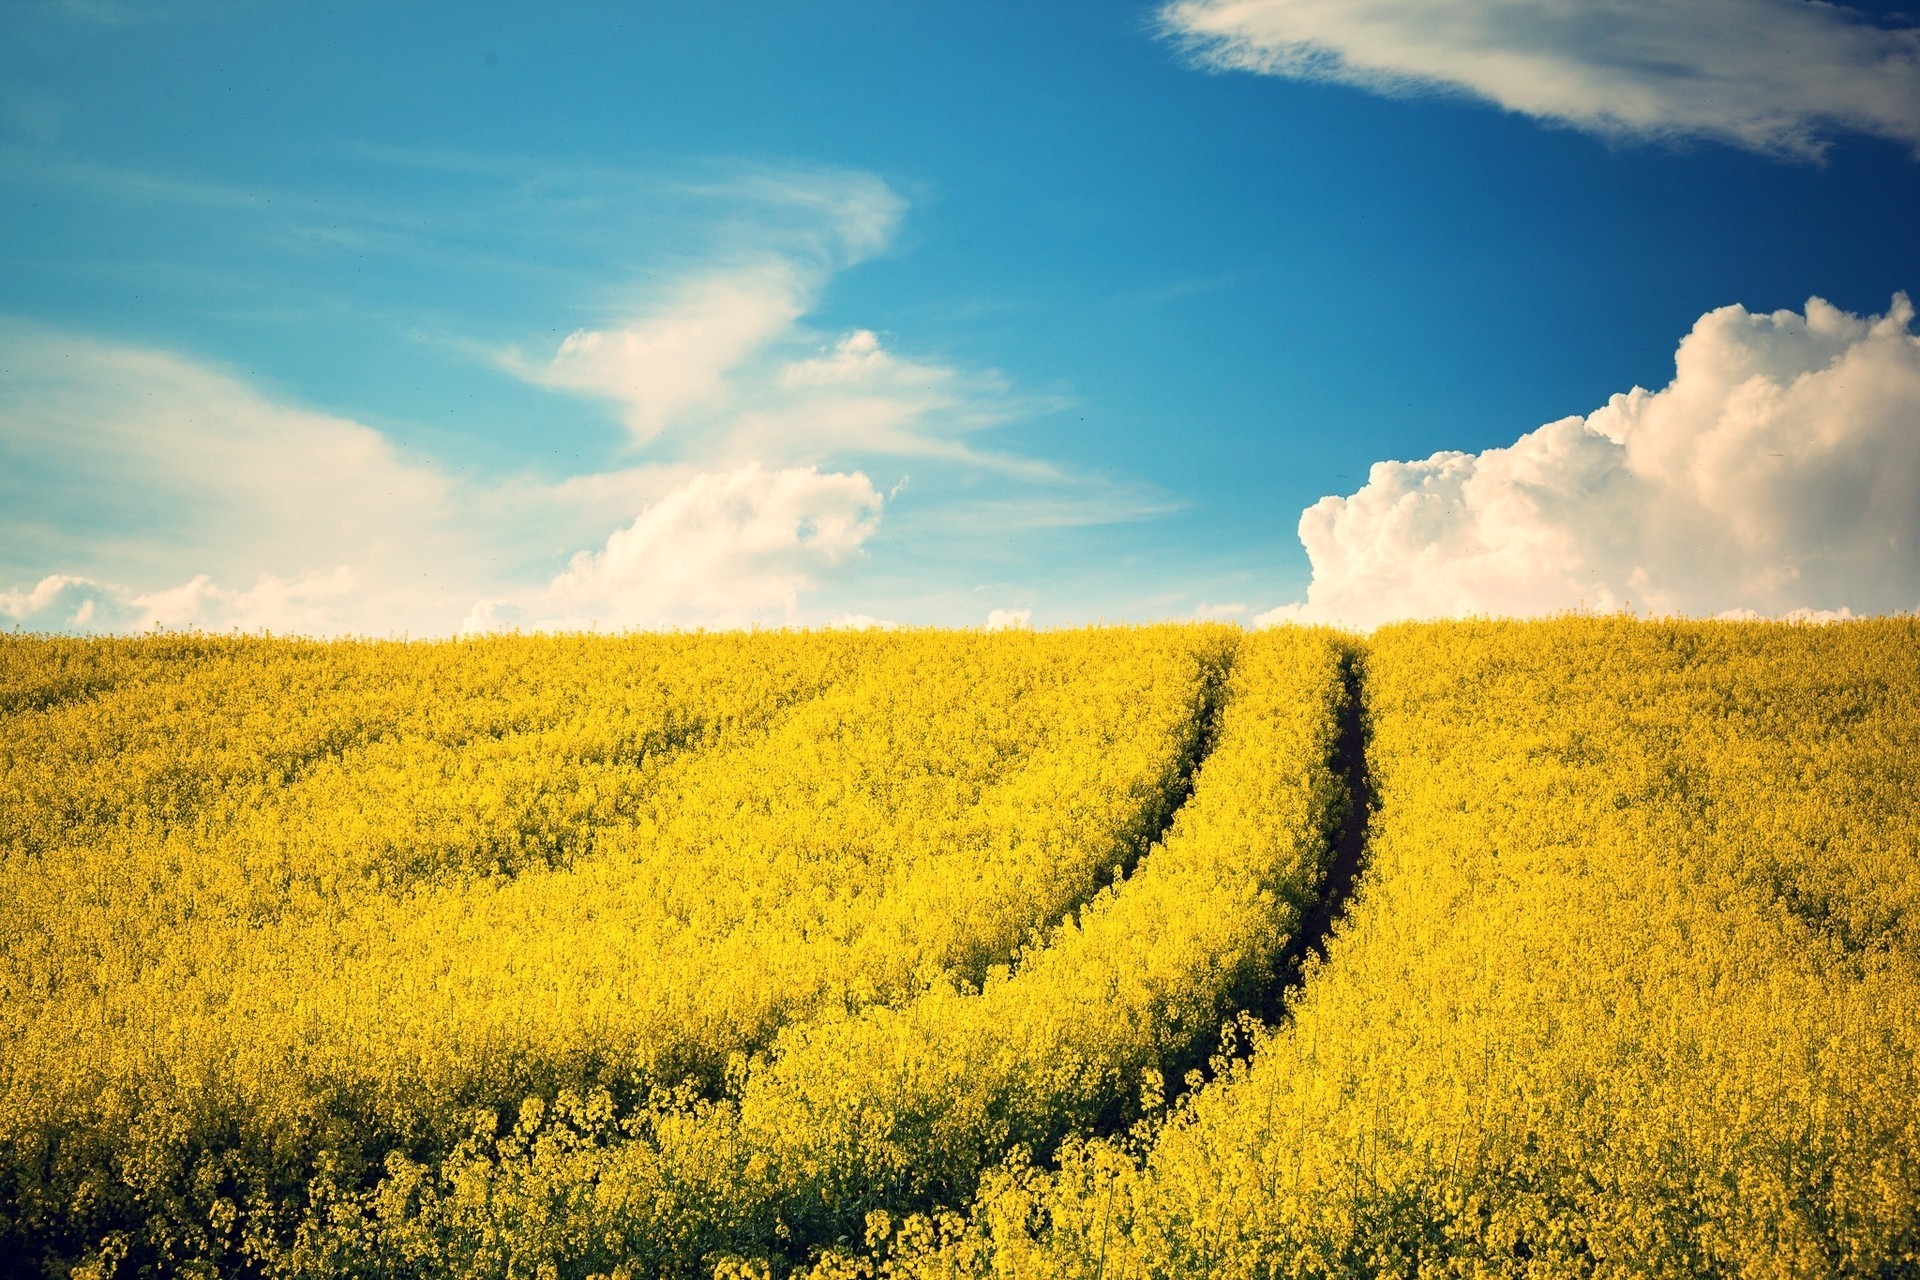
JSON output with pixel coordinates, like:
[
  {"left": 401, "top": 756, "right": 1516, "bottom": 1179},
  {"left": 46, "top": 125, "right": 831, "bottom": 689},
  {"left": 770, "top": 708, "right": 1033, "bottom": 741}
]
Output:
[
  {"left": 1257, "top": 645, "right": 1374, "bottom": 1022},
  {"left": 1300, "top": 648, "right": 1373, "bottom": 971}
]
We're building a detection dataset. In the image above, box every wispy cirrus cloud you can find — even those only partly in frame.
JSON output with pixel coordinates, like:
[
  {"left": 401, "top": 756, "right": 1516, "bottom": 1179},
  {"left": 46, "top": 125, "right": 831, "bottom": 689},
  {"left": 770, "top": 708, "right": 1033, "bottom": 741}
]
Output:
[
  {"left": 2, "top": 164, "right": 1156, "bottom": 635},
  {"left": 493, "top": 174, "right": 1057, "bottom": 479},
  {"left": 1163, "top": 0, "right": 1920, "bottom": 158}
]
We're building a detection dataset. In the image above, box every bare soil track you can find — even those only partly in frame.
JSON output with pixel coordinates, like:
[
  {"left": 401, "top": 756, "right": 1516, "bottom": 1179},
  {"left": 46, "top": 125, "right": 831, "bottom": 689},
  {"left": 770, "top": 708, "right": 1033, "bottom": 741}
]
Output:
[
  {"left": 1258, "top": 647, "right": 1374, "bottom": 1026},
  {"left": 1156, "top": 647, "right": 1374, "bottom": 1107}
]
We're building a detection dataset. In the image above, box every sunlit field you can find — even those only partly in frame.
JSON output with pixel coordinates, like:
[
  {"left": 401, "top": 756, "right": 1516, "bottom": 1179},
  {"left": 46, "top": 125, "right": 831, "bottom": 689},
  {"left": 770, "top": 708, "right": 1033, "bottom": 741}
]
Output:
[{"left": 4, "top": 619, "right": 1917, "bottom": 1279}]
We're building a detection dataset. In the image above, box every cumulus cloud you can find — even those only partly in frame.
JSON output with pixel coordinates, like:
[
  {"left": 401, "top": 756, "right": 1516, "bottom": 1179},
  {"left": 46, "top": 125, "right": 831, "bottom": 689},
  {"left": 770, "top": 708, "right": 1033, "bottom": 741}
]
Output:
[
  {"left": 464, "top": 464, "right": 882, "bottom": 632},
  {"left": 0, "top": 321, "right": 894, "bottom": 636},
  {"left": 0, "top": 152, "right": 1085, "bottom": 637},
  {"left": 750, "top": 329, "right": 1047, "bottom": 474},
  {"left": 127, "top": 567, "right": 364, "bottom": 633},
  {"left": 1, "top": 163, "right": 1163, "bottom": 637},
  {"left": 1163, "top": 0, "right": 1920, "bottom": 158},
  {"left": 826, "top": 613, "right": 898, "bottom": 630},
  {"left": 0, "top": 575, "right": 119, "bottom": 630},
  {"left": 985, "top": 608, "right": 1033, "bottom": 630},
  {"left": 1261, "top": 295, "right": 1920, "bottom": 628},
  {"left": 0, "top": 568, "right": 376, "bottom": 634}
]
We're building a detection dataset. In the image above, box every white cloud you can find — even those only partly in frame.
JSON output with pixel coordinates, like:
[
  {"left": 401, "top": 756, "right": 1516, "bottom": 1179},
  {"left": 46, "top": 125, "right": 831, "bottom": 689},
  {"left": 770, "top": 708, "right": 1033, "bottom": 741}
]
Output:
[
  {"left": 825, "top": 612, "right": 898, "bottom": 630},
  {"left": 2, "top": 165, "right": 1164, "bottom": 636},
  {"left": 0, "top": 324, "right": 483, "bottom": 634},
  {"left": 465, "top": 463, "right": 882, "bottom": 632},
  {"left": 1261, "top": 295, "right": 1920, "bottom": 628},
  {"left": 1163, "top": 0, "right": 1920, "bottom": 158},
  {"left": 690, "top": 166, "right": 907, "bottom": 266},
  {"left": 507, "top": 280, "right": 1046, "bottom": 476},
  {"left": 985, "top": 608, "right": 1033, "bottom": 630},
  {"left": 15, "top": 564, "right": 430, "bottom": 640},
  {"left": 0, "top": 575, "right": 118, "bottom": 630},
  {"left": 0, "top": 323, "right": 888, "bottom": 636},
  {"left": 1194, "top": 601, "right": 1248, "bottom": 621},
  {"left": 507, "top": 264, "right": 810, "bottom": 443},
  {"left": 487, "top": 168, "right": 1049, "bottom": 477},
  {"left": 129, "top": 567, "right": 362, "bottom": 633},
  {"left": 0, "top": 569, "right": 373, "bottom": 634},
  {"left": 782, "top": 328, "right": 891, "bottom": 387},
  {"left": 1717, "top": 605, "right": 1857, "bottom": 625}
]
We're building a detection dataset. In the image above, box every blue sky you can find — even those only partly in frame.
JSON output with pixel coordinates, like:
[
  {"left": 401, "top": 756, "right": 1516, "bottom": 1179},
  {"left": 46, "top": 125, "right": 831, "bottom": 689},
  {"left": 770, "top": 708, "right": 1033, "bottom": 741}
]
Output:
[{"left": 5, "top": 0, "right": 1920, "bottom": 632}]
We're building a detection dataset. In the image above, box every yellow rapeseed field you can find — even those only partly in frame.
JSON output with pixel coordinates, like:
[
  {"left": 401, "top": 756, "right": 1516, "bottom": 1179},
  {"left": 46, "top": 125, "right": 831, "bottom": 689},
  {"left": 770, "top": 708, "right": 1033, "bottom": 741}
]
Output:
[
  {"left": 5, "top": 618, "right": 1917, "bottom": 1279},
  {"left": 877, "top": 617, "right": 1920, "bottom": 1280},
  {"left": 285, "top": 627, "right": 1351, "bottom": 1280},
  {"left": 1, "top": 626, "right": 1235, "bottom": 1278}
]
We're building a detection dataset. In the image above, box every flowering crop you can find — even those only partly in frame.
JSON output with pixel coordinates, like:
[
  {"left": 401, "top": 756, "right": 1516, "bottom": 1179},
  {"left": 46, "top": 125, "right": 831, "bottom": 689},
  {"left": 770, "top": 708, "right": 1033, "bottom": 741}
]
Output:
[
  {"left": 911, "top": 617, "right": 1920, "bottom": 1280},
  {"left": 9, "top": 618, "right": 1915, "bottom": 1280},
  {"left": 1, "top": 626, "right": 1233, "bottom": 1278},
  {"left": 289, "top": 627, "right": 1351, "bottom": 1280}
]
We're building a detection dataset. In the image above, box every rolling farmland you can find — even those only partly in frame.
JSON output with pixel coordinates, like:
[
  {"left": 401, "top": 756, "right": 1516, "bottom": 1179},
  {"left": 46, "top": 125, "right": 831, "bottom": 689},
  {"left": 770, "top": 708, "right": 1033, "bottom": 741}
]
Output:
[{"left": 3, "top": 620, "right": 1917, "bottom": 1279}]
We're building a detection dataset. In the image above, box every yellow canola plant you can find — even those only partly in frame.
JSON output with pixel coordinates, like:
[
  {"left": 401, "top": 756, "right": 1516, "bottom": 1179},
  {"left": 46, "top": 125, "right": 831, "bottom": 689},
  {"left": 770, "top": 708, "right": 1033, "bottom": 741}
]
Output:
[
  {"left": 1, "top": 626, "right": 1232, "bottom": 1280},
  {"left": 13, "top": 618, "right": 1917, "bottom": 1280},
  {"left": 1, "top": 631, "right": 852, "bottom": 866},
  {"left": 4, "top": 629, "right": 867, "bottom": 1276},
  {"left": 298, "top": 627, "right": 1353, "bottom": 1280},
  {"left": 905, "top": 617, "right": 1920, "bottom": 1280}
]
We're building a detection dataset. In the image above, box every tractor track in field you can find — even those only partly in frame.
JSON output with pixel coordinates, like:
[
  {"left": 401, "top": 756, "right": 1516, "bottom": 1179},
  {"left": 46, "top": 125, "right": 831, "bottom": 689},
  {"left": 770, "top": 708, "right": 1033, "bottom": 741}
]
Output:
[
  {"left": 1095, "top": 649, "right": 1235, "bottom": 894},
  {"left": 1213, "top": 647, "right": 1375, "bottom": 1050},
  {"left": 1152, "top": 645, "right": 1375, "bottom": 1110},
  {"left": 1282, "top": 648, "right": 1373, "bottom": 991}
]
